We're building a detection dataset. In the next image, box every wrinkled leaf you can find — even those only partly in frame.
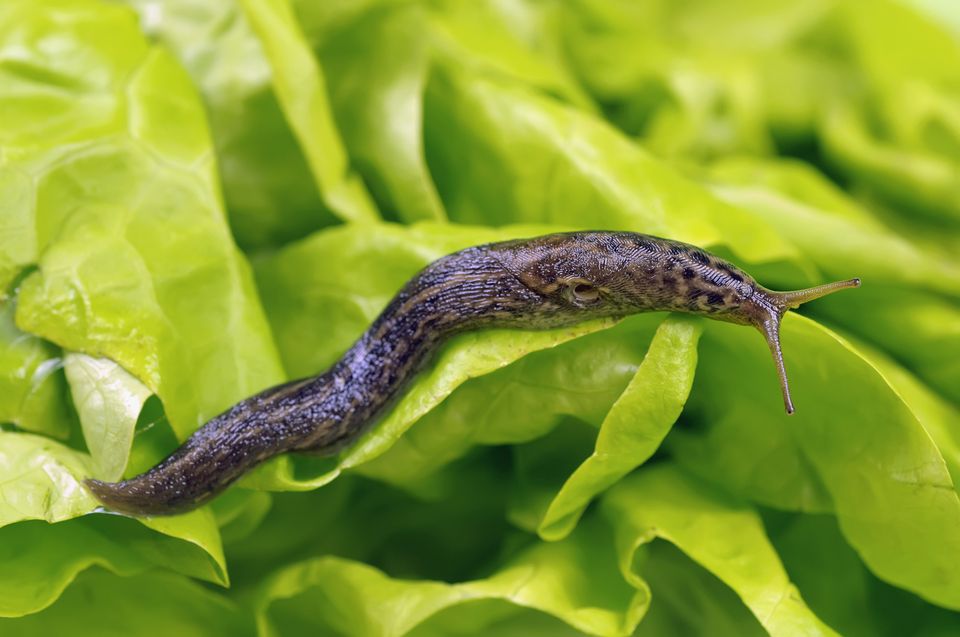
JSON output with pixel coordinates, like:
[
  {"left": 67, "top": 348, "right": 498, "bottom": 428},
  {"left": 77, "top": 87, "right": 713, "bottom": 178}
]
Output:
[
  {"left": 239, "top": 0, "right": 380, "bottom": 223},
  {"left": 63, "top": 354, "right": 151, "bottom": 481},
  {"left": 768, "top": 512, "right": 960, "bottom": 637},
  {"left": 423, "top": 63, "right": 805, "bottom": 275},
  {"left": 3, "top": 0, "right": 285, "bottom": 436},
  {"left": 0, "top": 432, "right": 98, "bottom": 527},
  {"left": 682, "top": 315, "right": 960, "bottom": 608},
  {"left": 256, "top": 518, "right": 645, "bottom": 637},
  {"left": 635, "top": 543, "right": 767, "bottom": 637},
  {"left": 0, "top": 512, "right": 227, "bottom": 618},
  {"left": 706, "top": 157, "right": 960, "bottom": 294},
  {"left": 122, "top": 0, "right": 338, "bottom": 250},
  {"left": 0, "top": 303, "right": 70, "bottom": 439},
  {"left": 0, "top": 569, "right": 252, "bottom": 635},
  {"left": 303, "top": 1, "right": 446, "bottom": 222},
  {"left": 357, "top": 315, "right": 663, "bottom": 493},
  {"left": 603, "top": 464, "right": 838, "bottom": 636},
  {"left": 538, "top": 315, "right": 701, "bottom": 540}
]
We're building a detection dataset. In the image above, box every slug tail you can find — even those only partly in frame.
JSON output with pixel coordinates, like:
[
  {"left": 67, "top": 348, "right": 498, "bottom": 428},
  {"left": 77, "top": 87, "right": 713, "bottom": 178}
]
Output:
[
  {"left": 83, "top": 423, "right": 290, "bottom": 516},
  {"left": 85, "top": 477, "right": 175, "bottom": 517},
  {"left": 83, "top": 444, "right": 232, "bottom": 516},
  {"left": 83, "top": 377, "right": 327, "bottom": 516}
]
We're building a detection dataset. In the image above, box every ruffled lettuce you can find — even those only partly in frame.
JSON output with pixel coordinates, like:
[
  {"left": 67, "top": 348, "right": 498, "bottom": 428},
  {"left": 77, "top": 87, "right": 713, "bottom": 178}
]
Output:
[{"left": 2, "top": 0, "right": 960, "bottom": 635}]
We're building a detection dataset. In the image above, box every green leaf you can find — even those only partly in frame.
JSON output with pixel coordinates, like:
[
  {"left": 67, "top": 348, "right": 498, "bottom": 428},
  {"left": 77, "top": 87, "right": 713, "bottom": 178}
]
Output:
[
  {"left": 764, "top": 512, "right": 881, "bottom": 637},
  {"left": 705, "top": 156, "right": 960, "bottom": 295},
  {"left": 537, "top": 315, "right": 702, "bottom": 540},
  {"left": 0, "top": 432, "right": 98, "bottom": 527},
  {"left": 842, "top": 0, "right": 960, "bottom": 87},
  {"left": 832, "top": 332, "right": 960, "bottom": 489},
  {"left": 821, "top": 99, "right": 960, "bottom": 223},
  {"left": 0, "top": 303, "right": 70, "bottom": 439},
  {"left": 0, "top": 520, "right": 143, "bottom": 618},
  {"left": 817, "top": 0, "right": 960, "bottom": 221},
  {"left": 255, "top": 517, "right": 645, "bottom": 637},
  {"left": 427, "top": 0, "right": 593, "bottom": 109},
  {"left": 63, "top": 354, "right": 151, "bottom": 481},
  {"left": 812, "top": 285, "right": 960, "bottom": 406},
  {"left": 357, "top": 314, "right": 664, "bottom": 494},
  {"left": 0, "top": 429, "right": 228, "bottom": 585},
  {"left": 0, "top": 569, "right": 253, "bottom": 635},
  {"left": 121, "top": 0, "right": 339, "bottom": 250},
  {"left": 294, "top": 0, "right": 595, "bottom": 224},
  {"left": 602, "top": 464, "right": 838, "bottom": 636},
  {"left": 422, "top": 63, "right": 806, "bottom": 276},
  {"left": 684, "top": 314, "right": 960, "bottom": 609},
  {"left": 136, "top": 509, "right": 228, "bottom": 585},
  {"left": 547, "top": 0, "right": 841, "bottom": 159},
  {"left": 239, "top": 0, "right": 380, "bottom": 223},
  {"left": 635, "top": 543, "right": 767, "bottom": 637},
  {"left": 768, "top": 512, "right": 960, "bottom": 637},
  {"left": 301, "top": 1, "right": 446, "bottom": 222},
  {"left": 3, "top": 0, "right": 285, "bottom": 437},
  {"left": 0, "top": 0, "right": 148, "bottom": 291},
  {"left": 0, "top": 512, "right": 229, "bottom": 618},
  {"left": 705, "top": 156, "right": 960, "bottom": 403}
]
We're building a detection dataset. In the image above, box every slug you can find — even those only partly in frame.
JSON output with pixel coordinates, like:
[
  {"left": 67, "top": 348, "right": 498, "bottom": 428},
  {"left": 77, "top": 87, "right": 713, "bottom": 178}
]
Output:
[{"left": 86, "top": 232, "right": 859, "bottom": 515}]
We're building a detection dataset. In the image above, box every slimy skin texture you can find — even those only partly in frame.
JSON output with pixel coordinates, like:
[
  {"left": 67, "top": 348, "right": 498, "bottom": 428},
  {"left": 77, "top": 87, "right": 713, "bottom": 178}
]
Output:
[{"left": 86, "top": 232, "right": 859, "bottom": 515}]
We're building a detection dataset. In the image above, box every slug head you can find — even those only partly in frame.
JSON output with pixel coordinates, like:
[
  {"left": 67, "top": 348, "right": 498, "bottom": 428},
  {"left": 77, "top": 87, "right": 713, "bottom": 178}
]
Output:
[
  {"left": 740, "top": 278, "right": 861, "bottom": 414},
  {"left": 494, "top": 232, "right": 861, "bottom": 414}
]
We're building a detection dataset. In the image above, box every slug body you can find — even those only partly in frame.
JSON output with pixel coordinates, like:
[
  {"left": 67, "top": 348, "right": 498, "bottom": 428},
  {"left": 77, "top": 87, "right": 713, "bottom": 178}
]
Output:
[{"left": 86, "top": 232, "right": 859, "bottom": 515}]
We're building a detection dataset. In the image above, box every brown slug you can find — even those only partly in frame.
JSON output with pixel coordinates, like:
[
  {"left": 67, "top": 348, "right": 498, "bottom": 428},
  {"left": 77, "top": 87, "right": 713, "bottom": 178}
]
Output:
[{"left": 86, "top": 232, "right": 859, "bottom": 516}]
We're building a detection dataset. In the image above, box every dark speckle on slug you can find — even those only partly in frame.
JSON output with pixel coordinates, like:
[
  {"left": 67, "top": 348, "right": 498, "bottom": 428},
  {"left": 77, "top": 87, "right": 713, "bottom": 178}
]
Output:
[
  {"left": 706, "top": 292, "right": 725, "bottom": 306},
  {"left": 85, "top": 231, "right": 860, "bottom": 516},
  {"left": 691, "top": 250, "right": 711, "bottom": 266}
]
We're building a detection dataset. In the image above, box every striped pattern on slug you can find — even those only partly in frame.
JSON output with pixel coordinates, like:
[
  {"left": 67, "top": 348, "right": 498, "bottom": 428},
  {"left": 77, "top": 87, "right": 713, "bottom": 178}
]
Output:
[{"left": 86, "top": 231, "right": 859, "bottom": 515}]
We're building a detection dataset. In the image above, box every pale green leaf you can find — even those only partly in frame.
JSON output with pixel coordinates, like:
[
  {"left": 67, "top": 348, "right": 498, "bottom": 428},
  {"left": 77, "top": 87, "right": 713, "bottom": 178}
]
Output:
[
  {"left": 64, "top": 354, "right": 151, "bottom": 481},
  {"left": 602, "top": 464, "right": 838, "bottom": 636},
  {"left": 538, "top": 316, "right": 702, "bottom": 540},
  {"left": 239, "top": 0, "right": 380, "bottom": 223}
]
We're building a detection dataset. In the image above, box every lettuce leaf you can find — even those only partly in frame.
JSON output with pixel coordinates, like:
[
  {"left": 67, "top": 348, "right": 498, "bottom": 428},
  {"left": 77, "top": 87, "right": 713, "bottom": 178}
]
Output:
[
  {"left": 768, "top": 512, "right": 960, "bottom": 637},
  {"left": 538, "top": 316, "right": 702, "bottom": 540},
  {"left": 293, "top": 0, "right": 446, "bottom": 223},
  {"left": 678, "top": 315, "right": 960, "bottom": 608},
  {"left": 356, "top": 314, "right": 664, "bottom": 493},
  {"left": 422, "top": 62, "right": 805, "bottom": 274},
  {"left": 121, "top": 0, "right": 340, "bottom": 250},
  {"left": 254, "top": 517, "right": 645, "bottom": 637},
  {"left": 239, "top": 0, "right": 380, "bottom": 224},
  {"left": 634, "top": 543, "right": 768, "bottom": 637},
  {"left": 63, "top": 354, "right": 151, "bottom": 481},
  {"left": 4, "top": 0, "right": 960, "bottom": 633},
  {"left": 0, "top": 303, "right": 71, "bottom": 439},
  {"left": 0, "top": 569, "right": 252, "bottom": 635},
  {"left": 0, "top": 513, "right": 228, "bottom": 617},
  {"left": 602, "top": 464, "right": 838, "bottom": 636},
  {"left": 3, "top": 0, "right": 285, "bottom": 438}
]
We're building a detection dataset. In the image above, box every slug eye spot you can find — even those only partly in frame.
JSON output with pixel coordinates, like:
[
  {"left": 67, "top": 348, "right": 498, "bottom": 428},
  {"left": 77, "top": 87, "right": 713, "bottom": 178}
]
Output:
[
  {"left": 568, "top": 282, "right": 600, "bottom": 305},
  {"left": 574, "top": 283, "right": 599, "bottom": 301}
]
